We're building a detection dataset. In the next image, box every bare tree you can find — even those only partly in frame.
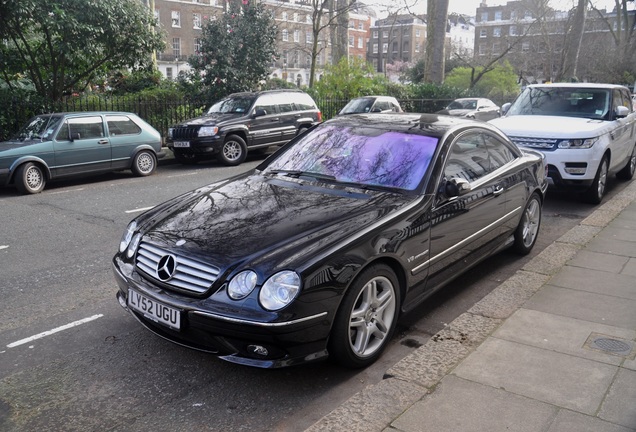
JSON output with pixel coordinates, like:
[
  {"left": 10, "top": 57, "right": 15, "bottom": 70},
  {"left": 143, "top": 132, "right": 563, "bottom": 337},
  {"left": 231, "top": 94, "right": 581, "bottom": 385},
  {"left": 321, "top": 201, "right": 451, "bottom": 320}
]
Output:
[
  {"left": 556, "top": 0, "right": 587, "bottom": 81},
  {"left": 423, "top": 0, "right": 449, "bottom": 83}
]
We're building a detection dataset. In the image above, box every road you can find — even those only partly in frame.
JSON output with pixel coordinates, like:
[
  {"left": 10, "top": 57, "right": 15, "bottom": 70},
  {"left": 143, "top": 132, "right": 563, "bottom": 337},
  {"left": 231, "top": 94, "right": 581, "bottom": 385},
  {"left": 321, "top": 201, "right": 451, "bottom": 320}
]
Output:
[{"left": 0, "top": 155, "right": 628, "bottom": 431}]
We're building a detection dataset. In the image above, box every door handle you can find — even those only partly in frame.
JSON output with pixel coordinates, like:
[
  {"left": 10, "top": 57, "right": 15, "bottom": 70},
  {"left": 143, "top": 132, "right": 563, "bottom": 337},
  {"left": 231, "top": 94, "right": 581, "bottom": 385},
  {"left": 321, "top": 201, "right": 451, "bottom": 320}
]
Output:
[
  {"left": 98, "top": 139, "right": 109, "bottom": 145},
  {"left": 493, "top": 185, "right": 505, "bottom": 196}
]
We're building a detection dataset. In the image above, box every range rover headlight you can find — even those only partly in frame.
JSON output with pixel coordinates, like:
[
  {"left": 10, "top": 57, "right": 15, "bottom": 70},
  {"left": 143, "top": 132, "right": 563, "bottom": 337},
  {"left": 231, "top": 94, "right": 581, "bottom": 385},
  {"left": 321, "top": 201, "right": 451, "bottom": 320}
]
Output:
[
  {"left": 260, "top": 271, "right": 301, "bottom": 311},
  {"left": 228, "top": 270, "right": 258, "bottom": 300},
  {"left": 119, "top": 221, "right": 137, "bottom": 253},
  {"left": 558, "top": 138, "right": 597, "bottom": 149},
  {"left": 198, "top": 126, "right": 219, "bottom": 137}
]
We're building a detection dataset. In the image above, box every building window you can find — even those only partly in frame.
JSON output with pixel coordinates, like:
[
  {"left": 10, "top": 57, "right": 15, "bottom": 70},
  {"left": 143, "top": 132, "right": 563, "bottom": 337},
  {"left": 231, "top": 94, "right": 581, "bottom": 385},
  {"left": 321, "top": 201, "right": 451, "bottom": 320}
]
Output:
[
  {"left": 509, "top": 25, "right": 517, "bottom": 36},
  {"left": 294, "top": 13, "right": 299, "bottom": 22},
  {"left": 373, "top": 43, "right": 378, "bottom": 53},
  {"left": 480, "top": 29, "right": 487, "bottom": 38},
  {"left": 194, "top": 38, "right": 202, "bottom": 54},
  {"left": 492, "top": 42, "right": 500, "bottom": 54},
  {"left": 416, "top": 29, "right": 421, "bottom": 37},
  {"left": 349, "top": 20, "right": 355, "bottom": 28},
  {"left": 524, "top": 10, "right": 532, "bottom": 19},
  {"left": 383, "top": 30, "right": 388, "bottom": 38},
  {"left": 306, "top": 14, "right": 312, "bottom": 24},
  {"left": 166, "top": 67, "right": 173, "bottom": 80},
  {"left": 373, "top": 30, "right": 378, "bottom": 39},
  {"left": 358, "top": 37, "right": 363, "bottom": 49},
  {"left": 193, "top": 13, "right": 202, "bottom": 29},
  {"left": 522, "top": 42, "right": 530, "bottom": 52},
  {"left": 348, "top": 36, "right": 354, "bottom": 47},
  {"left": 172, "top": 37, "right": 181, "bottom": 59},
  {"left": 306, "top": 32, "right": 313, "bottom": 44},
  {"left": 392, "top": 41, "right": 398, "bottom": 53},
  {"left": 493, "top": 27, "right": 501, "bottom": 37},
  {"left": 282, "top": 29, "right": 288, "bottom": 41},
  {"left": 495, "top": 11, "right": 502, "bottom": 21},
  {"left": 282, "top": 11, "right": 287, "bottom": 21},
  {"left": 294, "top": 30, "right": 300, "bottom": 43},
  {"left": 510, "top": 10, "right": 517, "bottom": 20},
  {"left": 479, "top": 43, "right": 487, "bottom": 55},
  {"left": 382, "top": 43, "right": 388, "bottom": 53},
  {"left": 358, "top": 22, "right": 364, "bottom": 30},
  {"left": 481, "top": 12, "right": 488, "bottom": 22},
  {"left": 415, "top": 41, "right": 420, "bottom": 52},
  {"left": 171, "top": 11, "right": 181, "bottom": 27}
]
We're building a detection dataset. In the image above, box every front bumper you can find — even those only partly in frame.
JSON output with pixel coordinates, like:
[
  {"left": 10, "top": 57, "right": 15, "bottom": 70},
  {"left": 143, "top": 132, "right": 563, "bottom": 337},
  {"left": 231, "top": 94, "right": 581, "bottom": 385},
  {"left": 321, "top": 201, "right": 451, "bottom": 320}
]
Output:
[
  {"left": 536, "top": 147, "right": 603, "bottom": 189},
  {"left": 112, "top": 257, "right": 331, "bottom": 368}
]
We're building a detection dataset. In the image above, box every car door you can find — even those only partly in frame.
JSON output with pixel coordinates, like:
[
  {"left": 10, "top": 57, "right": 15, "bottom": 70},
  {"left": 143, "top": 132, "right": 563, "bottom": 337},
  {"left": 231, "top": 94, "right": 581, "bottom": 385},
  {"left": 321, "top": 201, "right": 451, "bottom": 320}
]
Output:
[
  {"left": 52, "top": 115, "right": 111, "bottom": 177},
  {"left": 276, "top": 93, "right": 299, "bottom": 143},
  {"left": 249, "top": 94, "right": 284, "bottom": 147},
  {"left": 425, "top": 131, "right": 509, "bottom": 290},
  {"left": 106, "top": 114, "right": 144, "bottom": 170},
  {"left": 609, "top": 88, "right": 635, "bottom": 171}
]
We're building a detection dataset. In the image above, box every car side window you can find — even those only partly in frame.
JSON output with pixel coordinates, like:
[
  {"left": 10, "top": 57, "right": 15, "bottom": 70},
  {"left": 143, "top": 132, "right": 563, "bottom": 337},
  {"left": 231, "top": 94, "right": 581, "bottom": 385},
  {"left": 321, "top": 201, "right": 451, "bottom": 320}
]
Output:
[
  {"left": 56, "top": 116, "right": 104, "bottom": 141},
  {"left": 254, "top": 94, "right": 278, "bottom": 115},
  {"left": 106, "top": 115, "right": 141, "bottom": 136},
  {"left": 484, "top": 134, "right": 516, "bottom": 170},
  {"left": 444, "top": 133, "right": 490, "bottom": 183}
]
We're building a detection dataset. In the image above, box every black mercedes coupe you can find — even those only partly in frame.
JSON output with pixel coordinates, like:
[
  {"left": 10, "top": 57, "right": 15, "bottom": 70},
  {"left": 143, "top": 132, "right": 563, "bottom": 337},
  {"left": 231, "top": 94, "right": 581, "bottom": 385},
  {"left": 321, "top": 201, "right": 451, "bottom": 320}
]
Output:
[{"left": 113, "top": 113, "right": 548, "bottom": 368}]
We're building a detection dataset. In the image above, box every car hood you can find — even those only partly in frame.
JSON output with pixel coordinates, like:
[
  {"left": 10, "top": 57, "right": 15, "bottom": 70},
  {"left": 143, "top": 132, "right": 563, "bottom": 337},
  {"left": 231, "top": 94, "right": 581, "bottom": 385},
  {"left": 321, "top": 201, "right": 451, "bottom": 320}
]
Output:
[
  {"left": 139, "top": 173, "right": 413, "bottom": 273},
  {"left": 441, "top": 109, "right": 474, "bottom": 117},
  {"left": 0, "top": 139, "right": 44, "bottom": 152},
  {"left": 490, "top": 115, "right": 613, "bottom": 138},
  {"left": 173, "top": 112, "right": 243, "bottom": 127}
]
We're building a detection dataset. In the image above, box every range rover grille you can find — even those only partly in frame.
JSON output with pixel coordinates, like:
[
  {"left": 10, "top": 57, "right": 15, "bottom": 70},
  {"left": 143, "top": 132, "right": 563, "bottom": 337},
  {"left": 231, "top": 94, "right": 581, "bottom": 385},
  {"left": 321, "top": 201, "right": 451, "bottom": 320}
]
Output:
[
  {"left": 136, "top": 242, "right": 220, "bottom": 294},
  {"left": 509, "top": 136, "right": 558, "bottom": 150}
]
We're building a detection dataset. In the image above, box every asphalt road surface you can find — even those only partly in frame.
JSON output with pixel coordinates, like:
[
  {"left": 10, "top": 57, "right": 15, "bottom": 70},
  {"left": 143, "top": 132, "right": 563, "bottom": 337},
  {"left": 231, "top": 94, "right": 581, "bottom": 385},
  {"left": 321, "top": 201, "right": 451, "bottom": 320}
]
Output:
[{"left": 0, "top": 154, "right": 629, "bottom": 431}]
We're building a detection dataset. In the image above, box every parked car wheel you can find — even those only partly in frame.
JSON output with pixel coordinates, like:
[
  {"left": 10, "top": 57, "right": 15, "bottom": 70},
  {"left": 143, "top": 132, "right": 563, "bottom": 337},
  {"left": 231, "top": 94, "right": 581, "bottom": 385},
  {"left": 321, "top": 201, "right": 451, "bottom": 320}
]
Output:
[
  {"left": 329, "top": 264, "right": 400, "bottom": 368},
  {"left": 617, "top": 144, "right": 636, "bottom": 181},
  {"left": 218, "top": 135, "right": 247, "bottom": 166},
  {"left": 513, "top": 192, "right": 542, "bottom": 255},
  {"left": 585, "top": 155, "right": 609, "bottom": 204},
  {"left": 15, "top": 162, "right": 46, "bottom": 194},
  {"left": 132, "top": 150, "right": 157, "bottom": 176}
]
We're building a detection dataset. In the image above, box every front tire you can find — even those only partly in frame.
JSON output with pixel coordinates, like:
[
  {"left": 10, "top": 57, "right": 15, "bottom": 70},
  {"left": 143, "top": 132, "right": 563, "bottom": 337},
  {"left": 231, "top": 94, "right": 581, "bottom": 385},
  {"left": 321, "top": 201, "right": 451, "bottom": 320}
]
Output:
[
  {"left": 513, "top": 192, "right": 542, "bottom": 255},
  {"left": 617, "top": 144, "right": 636, "bottom": 181},
  {"left": 217, "top": 135, "right": 247, "bottom": 166},
  {"left": 132, "top": 150, "right": 157, "bottom": 176},
  {"left": 584, "top": 155, "right": 609, "bottom": 204},
  {"left": 329, "top": 264, "right": 400, "bottom": 368},
  {"left": 15, "top": 162, "right": 46, "bottom": 194}
]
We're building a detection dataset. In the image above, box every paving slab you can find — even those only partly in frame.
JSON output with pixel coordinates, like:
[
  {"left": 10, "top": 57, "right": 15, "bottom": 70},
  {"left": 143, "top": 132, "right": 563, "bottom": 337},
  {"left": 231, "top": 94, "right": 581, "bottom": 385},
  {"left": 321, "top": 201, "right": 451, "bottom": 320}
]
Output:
[
  {"left": 388, "top": 375, "right": 558, "bottom": 432},
  {"left": 567, "top": 250, "right": 630, "bottom": 273},
  {"left": 546, "top": 266, "right": 636, "bottom": 300},
  {"left": 547, "top": 409, "right": 635, "bottom": 432},
  {"left": 453, "top": 338, "right": 617, "bottom": 415},
  {"left": 598, "top": 368, "right": 636, "bottom": 429},
  {"left": 523, "top": 285, "right": 636, "bottom": 328},
  {"left": 493, "top": 308, "right": 636, "bottom": 365},
  {"left": 585, "top": 236, "right": 636, "bottom": 258}
]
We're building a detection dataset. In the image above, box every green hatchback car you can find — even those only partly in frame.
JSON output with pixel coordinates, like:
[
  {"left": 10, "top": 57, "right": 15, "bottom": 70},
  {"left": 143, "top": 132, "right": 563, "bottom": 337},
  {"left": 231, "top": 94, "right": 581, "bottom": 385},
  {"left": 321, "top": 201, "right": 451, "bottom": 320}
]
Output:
[{"left": 0, "top": 111, "right": 164, "bottom": 194}]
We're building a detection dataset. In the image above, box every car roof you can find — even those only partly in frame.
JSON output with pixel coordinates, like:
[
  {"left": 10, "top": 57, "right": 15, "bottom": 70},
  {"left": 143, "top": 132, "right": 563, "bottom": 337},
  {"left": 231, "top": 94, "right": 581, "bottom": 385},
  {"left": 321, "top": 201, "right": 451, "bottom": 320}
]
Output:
[
  {"left": 526, "top": 83, "right": 629, "bottom": 90},
  {"left": 325, "top": 112, "right": 490, "bottom": 138},
  {"left": 36, "top": 111, "right": 138, "bottom": 117}
]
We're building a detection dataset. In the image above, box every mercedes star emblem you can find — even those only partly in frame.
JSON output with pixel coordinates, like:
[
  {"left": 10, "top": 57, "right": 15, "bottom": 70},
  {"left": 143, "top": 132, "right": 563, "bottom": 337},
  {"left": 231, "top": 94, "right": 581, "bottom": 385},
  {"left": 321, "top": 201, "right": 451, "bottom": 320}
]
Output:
[{"left": 156, "top": 254, "right": 177, "bottom": 281}]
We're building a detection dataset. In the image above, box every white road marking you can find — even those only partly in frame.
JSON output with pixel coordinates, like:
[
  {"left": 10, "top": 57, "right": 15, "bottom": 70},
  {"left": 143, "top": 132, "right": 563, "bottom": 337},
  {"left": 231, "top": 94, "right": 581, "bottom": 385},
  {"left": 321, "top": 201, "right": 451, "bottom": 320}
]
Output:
[
  {"left": 166, "top": 172, "right": 199, "bottom": 178},
  {"left": 48, "top": 188, "right": 85, "bottom": 194},
  {"left": 0, "top": 245, "right": 8, "bottom": 250},
  {"left": 6, "top": 314, "right": 104, "bottom": 348},
  {"left": 125, "top": 206, "right": 154, "bottom": 214}
]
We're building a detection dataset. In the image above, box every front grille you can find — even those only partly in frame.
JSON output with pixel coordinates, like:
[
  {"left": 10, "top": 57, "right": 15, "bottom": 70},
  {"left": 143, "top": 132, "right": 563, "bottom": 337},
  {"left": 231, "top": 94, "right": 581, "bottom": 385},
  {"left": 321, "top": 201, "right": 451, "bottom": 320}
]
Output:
[
  {"left": 171, "top": 126, "right": 199, "bottom": 140},
  {"left": 136, "top": 242, "right": 220, "bottom": 294},
  {"left": 509, "top": 136, "right": 558, "bottom": 150}
]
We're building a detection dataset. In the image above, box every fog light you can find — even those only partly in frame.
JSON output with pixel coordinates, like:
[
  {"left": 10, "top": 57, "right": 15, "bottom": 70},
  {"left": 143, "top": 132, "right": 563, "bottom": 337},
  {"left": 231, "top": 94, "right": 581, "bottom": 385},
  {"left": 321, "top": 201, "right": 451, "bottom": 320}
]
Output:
[
  {"left": 247, "top": 345, "right": 269, "bottom": 357},
  {"left": 564, "top": 163, "right": 587, "bottom": 175}
]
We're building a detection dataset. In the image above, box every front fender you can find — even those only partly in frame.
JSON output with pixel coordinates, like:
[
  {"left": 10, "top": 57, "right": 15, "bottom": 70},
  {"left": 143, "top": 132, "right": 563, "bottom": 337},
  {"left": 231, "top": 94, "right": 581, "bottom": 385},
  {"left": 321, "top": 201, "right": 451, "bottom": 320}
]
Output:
[{"left": 8, "top": 156, "right": 52, "bottom": 184}]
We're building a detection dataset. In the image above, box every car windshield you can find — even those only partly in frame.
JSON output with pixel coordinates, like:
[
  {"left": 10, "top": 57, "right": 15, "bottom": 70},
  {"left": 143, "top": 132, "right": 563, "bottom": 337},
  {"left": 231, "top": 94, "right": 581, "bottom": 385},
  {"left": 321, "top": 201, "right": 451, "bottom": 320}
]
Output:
[
  {"left": 207, "top": 95, "right": 256, "bottom": 114},
  {"left": 264, "top": 124, "right": 438, "bottom": 191},
  {"left": 12, "top": 115, "right": 63, "bottom": 141},
  {"left": 447, "top": 99, "right": 477, "bottom": 110},
  {"left": 507, "top": 87, "right": 610, "bottom": 120},
  {"left": 340, "top": 98, "right": 376, "bottom": 114}
]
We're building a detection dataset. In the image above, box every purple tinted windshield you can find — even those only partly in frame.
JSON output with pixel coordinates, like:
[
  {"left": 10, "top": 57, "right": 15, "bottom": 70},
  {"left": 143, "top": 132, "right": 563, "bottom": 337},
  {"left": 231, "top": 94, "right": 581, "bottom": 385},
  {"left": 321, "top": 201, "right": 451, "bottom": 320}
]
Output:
[{"left": 267, "top": 125, "right": 439, "bottom": 191}]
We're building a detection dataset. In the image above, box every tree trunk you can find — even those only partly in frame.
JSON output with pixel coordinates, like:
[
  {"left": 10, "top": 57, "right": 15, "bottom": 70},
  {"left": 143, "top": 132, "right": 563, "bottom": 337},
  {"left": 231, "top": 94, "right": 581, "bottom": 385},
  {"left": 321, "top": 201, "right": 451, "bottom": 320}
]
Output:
[
  {"left": 558, "top": 0, "right": 586, "bottom": 81},
  {"left": 424, "top": 0, "right": 449, "bottom": 84}
]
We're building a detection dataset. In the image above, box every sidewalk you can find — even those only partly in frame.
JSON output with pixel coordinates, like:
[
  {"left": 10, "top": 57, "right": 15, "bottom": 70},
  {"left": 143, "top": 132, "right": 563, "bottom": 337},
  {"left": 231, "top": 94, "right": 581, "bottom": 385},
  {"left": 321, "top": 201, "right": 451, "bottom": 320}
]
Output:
[{"left": 306, "top": 180, "right": 636, "bottom": 432}]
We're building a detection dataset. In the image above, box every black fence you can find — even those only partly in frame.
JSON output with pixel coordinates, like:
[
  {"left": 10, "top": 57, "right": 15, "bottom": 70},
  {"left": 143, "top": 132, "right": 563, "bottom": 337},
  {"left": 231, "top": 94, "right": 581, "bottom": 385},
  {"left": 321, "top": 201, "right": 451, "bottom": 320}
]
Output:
[{"left": 0, "top": 94, "right": 454, "bottom": 142}]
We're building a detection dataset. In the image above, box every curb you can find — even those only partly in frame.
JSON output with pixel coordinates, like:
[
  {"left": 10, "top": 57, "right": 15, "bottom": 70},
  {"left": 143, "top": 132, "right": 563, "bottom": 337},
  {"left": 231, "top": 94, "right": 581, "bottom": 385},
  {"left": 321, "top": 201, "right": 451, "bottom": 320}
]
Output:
[{"left": 305, "top": 179, "right": 636, "bottom": 432}]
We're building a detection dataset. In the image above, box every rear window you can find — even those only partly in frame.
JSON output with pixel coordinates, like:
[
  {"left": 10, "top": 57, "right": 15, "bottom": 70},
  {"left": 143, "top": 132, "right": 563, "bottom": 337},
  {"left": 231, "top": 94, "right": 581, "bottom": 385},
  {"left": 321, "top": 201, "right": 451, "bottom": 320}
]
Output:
[{"left": 107, "top": 115, "right": 141, "bottom": 136}]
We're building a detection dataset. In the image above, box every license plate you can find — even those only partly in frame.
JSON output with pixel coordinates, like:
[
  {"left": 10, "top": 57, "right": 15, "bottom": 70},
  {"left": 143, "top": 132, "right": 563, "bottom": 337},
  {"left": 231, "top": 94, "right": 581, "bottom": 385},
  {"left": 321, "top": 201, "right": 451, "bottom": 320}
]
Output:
[
  {"left": 173, "top": 141, "right": 190, "bottom": 148},
  {"left": 128, "top": 288, "right": 181, "bottom": 330}
]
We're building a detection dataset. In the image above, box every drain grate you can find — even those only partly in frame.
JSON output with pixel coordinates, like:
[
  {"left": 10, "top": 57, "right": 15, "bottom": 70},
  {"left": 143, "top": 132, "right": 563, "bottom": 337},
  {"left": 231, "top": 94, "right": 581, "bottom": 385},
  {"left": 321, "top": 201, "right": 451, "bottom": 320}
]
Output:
[{"left": 585, "top": 333, "right": 634, "bottom": 357}]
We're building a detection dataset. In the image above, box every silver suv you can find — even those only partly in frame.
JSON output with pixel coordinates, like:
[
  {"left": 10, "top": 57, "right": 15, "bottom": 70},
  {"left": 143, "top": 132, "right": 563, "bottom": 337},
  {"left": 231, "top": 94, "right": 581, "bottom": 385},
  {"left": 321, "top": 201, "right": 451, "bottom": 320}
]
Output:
[{"left": 490, "top": 83, "right": 636, "bottom": 203}]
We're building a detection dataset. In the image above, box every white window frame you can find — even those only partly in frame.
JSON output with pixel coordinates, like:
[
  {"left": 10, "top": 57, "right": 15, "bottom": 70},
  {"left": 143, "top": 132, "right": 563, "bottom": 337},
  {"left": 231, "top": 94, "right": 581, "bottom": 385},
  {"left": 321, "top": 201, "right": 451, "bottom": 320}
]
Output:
[{"left": 171, "top": 11, "right": 181, "bottom": 28}]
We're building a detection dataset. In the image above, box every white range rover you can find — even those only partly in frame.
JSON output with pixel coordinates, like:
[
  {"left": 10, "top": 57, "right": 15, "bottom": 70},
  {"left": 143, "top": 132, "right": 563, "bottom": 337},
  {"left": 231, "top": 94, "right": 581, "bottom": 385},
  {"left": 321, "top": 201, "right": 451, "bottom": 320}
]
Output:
[{"left": 490, "top": 83, "right": 636, "bottom": 203}]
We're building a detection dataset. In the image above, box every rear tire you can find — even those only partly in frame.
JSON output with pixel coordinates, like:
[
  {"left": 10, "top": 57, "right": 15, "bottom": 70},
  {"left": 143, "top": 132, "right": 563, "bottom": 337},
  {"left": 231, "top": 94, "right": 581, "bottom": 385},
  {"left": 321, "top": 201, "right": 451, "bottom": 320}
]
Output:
[
  {"left": 15, "top": 162, "right": 46, "bottom": 194},
  {"left": 617, "top": 144, "right": 636, "bottom": 181},
  {"left": 584, "top": 156, "right": 609, "bottom": 204},
  {"left": 131, "top": 150, "right": 156, "bottom": 176},
  {"left": 329, "top": 264, "right": 400, "bottom": 368},
  {"left": 513, "top": 192, "right": 542, "bottom": 255}
]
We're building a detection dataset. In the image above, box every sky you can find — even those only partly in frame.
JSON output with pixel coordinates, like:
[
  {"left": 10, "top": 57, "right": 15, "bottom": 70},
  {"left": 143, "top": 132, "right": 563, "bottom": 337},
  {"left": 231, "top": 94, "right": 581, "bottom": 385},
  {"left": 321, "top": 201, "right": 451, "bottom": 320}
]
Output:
[{"left": 365, "top": 0, "right": 619, "bottom": 18}]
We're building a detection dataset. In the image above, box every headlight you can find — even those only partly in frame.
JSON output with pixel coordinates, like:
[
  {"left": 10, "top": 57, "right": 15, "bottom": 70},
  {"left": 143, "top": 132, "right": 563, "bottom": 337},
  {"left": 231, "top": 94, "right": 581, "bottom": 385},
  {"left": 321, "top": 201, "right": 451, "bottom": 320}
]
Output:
[
  {"left": 119, "top": 221, "right": 137, "bottom": 253},
  {"left": 126, "top": 233, "right": 142, "bottom": 259},
  {"left": 228, "top": 270, "right": 258, "bottom": 300},
  {"left": 558, "top": 138, "right": 597, "bottom": 149},
  {"left": 260, "top": 271, "right": 301, "bottom": 311},
  {"left": 198, "top": 126, "right": 219, "bottom": 137},
  {"left": 168, "top": 128, "right": 173, "bottom": 139}
]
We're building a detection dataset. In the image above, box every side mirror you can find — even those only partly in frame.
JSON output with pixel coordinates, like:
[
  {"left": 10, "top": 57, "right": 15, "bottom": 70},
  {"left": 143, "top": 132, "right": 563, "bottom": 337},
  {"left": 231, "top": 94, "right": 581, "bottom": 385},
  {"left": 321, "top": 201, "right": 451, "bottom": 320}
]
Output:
[
  {"left": 501, "top": 102, "right": 512, "bottom": 115},
  {"left": 70, "top": 132, "right": 81, "bottom": 141},
  {"left": 371, "top": 107, "right": 382, "bottom": 113},
  {"left": 615, "top": 105, "right": 629, "bottom": 119},
  {"left": 445, "top": 177, "right": 471, "bottom": 197},
  {"left": 253, "top": 108, "right": 267, "bottom": 118}
]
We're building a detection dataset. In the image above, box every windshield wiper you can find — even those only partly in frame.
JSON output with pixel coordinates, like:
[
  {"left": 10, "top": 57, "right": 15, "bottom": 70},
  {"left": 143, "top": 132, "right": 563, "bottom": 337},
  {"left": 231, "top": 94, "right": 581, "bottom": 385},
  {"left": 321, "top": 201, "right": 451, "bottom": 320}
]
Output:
[
  {"left": 268, "top": 170, "right": 337, "bottom": 181},
  {"left": 334, "top": 180, "right": 406, "bottom": 195}
]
